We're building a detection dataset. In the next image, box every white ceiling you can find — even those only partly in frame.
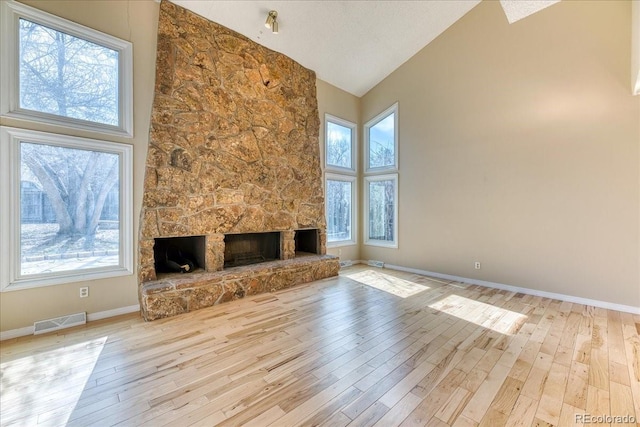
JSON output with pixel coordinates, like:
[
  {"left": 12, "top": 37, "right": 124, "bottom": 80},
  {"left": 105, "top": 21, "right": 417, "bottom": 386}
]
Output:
[
  {"left": 499, "top": 0, "right": 560, "bottom": 24},
  {"left": 171, "top": 0, "right": 560, "bottom": 97}
]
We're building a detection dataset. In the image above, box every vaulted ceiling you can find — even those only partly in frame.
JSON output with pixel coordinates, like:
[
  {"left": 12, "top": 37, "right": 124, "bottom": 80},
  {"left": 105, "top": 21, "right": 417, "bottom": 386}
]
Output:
[{"left": 172, "top": 1, "right": 561, "bottom": 97}]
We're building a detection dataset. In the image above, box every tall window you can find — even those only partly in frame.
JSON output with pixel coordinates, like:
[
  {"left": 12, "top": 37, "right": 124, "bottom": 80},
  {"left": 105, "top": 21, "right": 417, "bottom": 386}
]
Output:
[
  {"left": 364, "top": 103, "right": 399, "bottom": 247},
  {"left": 0, "top": 1, "right": 133, "bottom": 290},
  {"left": 0, "top": 128, "right": 133, "bottom": 289},
  {"left": 326, "top": 174, "right": 356, "bottom": 244},
  {"left": 365, "top": 103, "right": 398, "bottom": 172},
  {"left": 365, "top": 175, "right": 398, "bottom": 247},
  {"left": 325, "top": 115, "right": 356, "bottom": 172},
  {"left": 0, "top": 0, "right": 133, "bottom": 136},
  {"left": 325, "top": 115, "right": 356, "bottom": 246}
]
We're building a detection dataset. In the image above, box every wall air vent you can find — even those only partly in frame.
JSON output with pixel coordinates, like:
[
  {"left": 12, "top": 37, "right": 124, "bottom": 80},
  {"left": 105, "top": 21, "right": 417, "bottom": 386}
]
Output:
[{"left": 33, "top": 312, "right": 86, "bottom": 335}]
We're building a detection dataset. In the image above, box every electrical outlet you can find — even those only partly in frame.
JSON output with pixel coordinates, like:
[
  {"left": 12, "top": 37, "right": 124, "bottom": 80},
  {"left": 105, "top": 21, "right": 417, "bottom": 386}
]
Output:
[
  {"left": 474, "top": 262, "right": 481, "bottom": 270},
  {"left": 79, "top": 287, "right": 89, "bottom": 298}
]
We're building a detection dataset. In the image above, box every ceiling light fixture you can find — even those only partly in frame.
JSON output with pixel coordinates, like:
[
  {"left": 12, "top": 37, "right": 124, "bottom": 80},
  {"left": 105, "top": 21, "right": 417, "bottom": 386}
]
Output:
[{"left": 265, "top": 10, "right": 278, "bottom": 34}]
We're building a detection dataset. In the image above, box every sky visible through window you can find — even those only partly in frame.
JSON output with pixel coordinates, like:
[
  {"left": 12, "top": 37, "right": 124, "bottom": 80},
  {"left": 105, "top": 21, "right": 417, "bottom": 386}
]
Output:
[
  {"left": 369, "top": 113, "right": 395, "bottom": 168},
  {"left": 327, "top": 121, "right": 352, "bottom": 169}
]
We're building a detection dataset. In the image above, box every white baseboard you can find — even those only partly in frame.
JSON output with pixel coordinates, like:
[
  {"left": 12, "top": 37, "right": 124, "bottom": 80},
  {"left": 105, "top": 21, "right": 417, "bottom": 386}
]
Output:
[
  {"left": 1, "top": 304, "right": 141, "bottom": 341},
  {"left": 0, "top": 326, "right": 35, "bottom": 341},
  {"left": 86, "top": 304, "right": 140, "bottom": 322},
  {"left": 383, "top": 263, "right": 640, "bottom": 315}
]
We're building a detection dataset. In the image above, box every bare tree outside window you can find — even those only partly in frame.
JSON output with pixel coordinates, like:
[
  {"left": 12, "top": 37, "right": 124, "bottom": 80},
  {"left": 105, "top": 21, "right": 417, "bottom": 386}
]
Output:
[
  {"left": 15, "top": 18, "right": 123, "bottom": 275},
  {"left": 1, "top": 2, "right": 133, "bottom": 287},
  {"left": 368, "top": 113, "right": 395, "bottom": 169},
  {"left": 325, "top": 116, "right": 356, "bottom": 245},
  {"left": 20, "top": 143, "right": 120, "bottom": 275},
  {"left": 326, "top": 122, "right": 352, "bottom": 169},
  {"left": 368, "top": 179, "right": 395, "bottom": 242},
  {"left": 364, "top": 105, "right": 398, "bottom": 247},
  {"left": 19, "top": 18, "right": 119, "bottom": 126},
  {"left": 326, "top": 179, "right": 352, "bottom": 242}
]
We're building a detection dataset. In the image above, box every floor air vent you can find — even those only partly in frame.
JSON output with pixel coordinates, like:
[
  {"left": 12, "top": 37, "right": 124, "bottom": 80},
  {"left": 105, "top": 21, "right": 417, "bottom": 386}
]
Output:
[
  {"left": 34, "top": 312, "right": 86, "bottom": 335},
  {"left": 367, "top": 260, "right": 385, "bottom": 268}
]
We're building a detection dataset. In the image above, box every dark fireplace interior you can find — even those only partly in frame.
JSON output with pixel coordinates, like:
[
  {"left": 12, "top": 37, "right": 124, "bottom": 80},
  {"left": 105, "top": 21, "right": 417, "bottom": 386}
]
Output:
[
  {"left": 154, "top": 236, "right": 205, "bottom": 275},
  {"left": 295, "top": 229, "right": 319, "bottom": 256},
  {"left": 224, "top": 232, "right": 281, "bottom": 268}
]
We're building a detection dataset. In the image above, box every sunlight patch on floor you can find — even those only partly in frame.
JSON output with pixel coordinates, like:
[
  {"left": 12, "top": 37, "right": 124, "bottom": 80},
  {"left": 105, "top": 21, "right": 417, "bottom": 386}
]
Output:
[
  {"left": 429, "top": 294, "right": 528, "bottom": 335},
  {"left": 344, "top": 269, "right": 431, "bottom": 298},
  {"left": 0, "top": 336, "right": 107, "bottom": 425}
]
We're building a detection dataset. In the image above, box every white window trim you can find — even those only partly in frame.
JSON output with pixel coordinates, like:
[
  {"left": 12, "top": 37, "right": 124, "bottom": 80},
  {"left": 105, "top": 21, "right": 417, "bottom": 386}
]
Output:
[
  {"left": 364, "top": 173, "right": 399, "bottom": 248},
  {"left": 0, "top": 126, "right": 134, "bottom": 291},
  {"left": 365, "top": 102, "right": 398, "bottom": 173},
  {"left": 325, "top": 114, "right": 357, "bottom": 174},
  {"left": 0, "top": 0, "right": 134, "bottom": 138},
  {"left": 325, "top": 173, "right": 357, "bottom": 247}
]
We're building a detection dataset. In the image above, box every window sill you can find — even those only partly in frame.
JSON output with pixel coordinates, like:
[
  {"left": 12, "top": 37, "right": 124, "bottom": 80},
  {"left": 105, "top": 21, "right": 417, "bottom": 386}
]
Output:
[
  {"left": 364, "top": 240, "right": 398, "bottom": 249},
  {"left": 2, "top": 267, "right": 133, "bottom": 292},
  {"left": 327, "top": 240, "right": 357, "bottom": 248}
]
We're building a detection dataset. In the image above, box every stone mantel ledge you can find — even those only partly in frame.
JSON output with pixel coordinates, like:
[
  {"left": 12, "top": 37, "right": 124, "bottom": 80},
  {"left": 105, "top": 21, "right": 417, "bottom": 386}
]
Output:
[{"left": 140, "top": 255, "right": 339, "bottom": 321}]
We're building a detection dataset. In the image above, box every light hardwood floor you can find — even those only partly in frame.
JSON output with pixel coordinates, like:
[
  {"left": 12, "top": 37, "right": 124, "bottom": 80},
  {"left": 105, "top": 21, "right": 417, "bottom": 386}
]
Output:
[{"left": 1, "top": 266, "right": 639, "bottom": 426}]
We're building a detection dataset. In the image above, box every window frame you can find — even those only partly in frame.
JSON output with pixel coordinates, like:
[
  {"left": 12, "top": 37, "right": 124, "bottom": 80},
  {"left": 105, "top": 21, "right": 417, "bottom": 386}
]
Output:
[
  {"left": 324, "top": 114, "right": 357, "bottom": 248},
  {"left": 0, "top": 126, "right": 134, "bottom": 291},
  {"left": 325, "top": 173, "right": 357, "bottom": 247},
  {"left": 0, "top": 0, "right": 134, "bottom": 137},
  {"left": 364, "top": 173, "right": 399, "bottom": 248},
  {"left": 324, "top": 114, "right": 356, "bottom": 173},
  {"left": 364, "top": 102, "right": 398, "bottom": 173}
]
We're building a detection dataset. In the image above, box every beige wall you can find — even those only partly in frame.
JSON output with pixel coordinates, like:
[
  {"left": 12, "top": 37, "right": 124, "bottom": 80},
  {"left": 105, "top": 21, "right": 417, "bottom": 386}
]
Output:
[
  {"left": 316, "top": 79, "right": 361, "bottom": 262},
  {"left": 0, "top": 0, "right": 160, "bottom": 332},
  {"left": 361, "top": 0, "right": 640, "bottom": 307}
]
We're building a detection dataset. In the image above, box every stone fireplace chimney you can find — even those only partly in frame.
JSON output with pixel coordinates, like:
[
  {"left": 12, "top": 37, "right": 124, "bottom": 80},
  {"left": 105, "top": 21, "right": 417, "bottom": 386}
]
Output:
[{"left": 137, "top": 1, "right": 339, "bottom": 320}]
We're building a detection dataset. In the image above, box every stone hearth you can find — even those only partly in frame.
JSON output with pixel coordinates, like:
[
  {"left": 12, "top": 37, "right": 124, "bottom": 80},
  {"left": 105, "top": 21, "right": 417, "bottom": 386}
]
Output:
[
  {"left": 138, "top": 1, "right": 338, "bottom": 320},
  {"left": 140, "top": 255, "right": 338, "bottom": 320}
]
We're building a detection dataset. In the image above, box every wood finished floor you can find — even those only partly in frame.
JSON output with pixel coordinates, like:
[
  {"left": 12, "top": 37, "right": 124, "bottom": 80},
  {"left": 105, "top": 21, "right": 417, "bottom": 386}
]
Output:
[{"left": 1, "top": 266, "right": 639, "bottom": 427}]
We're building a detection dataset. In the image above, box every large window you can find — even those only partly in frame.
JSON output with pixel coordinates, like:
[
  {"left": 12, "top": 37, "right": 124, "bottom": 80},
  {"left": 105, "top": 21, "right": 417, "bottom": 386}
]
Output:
[
  {"left": 325, "top": 114, "right": 357, "bottom": 246},
  {"left": 0, "top": 127, "right": 133, "bottom": 290},
  {"left": 0, "top": 0, "right": 133, "bottom": 136},
  {"left": 364, "top": 103, "right": 399, "bottom": 247},
  {"left": 365, "top": 175, "right": 398, "bottom": 247},
  {"left": 365, "top": 103, "right": 398, "bottom": 172},
  {"left": 326, "top": 174, "right": 356, "bottom": 245},
  {"left": 0, "top": 1, "right": 134, "bottom": 290},
  {"left": 325, "top": 114, "right": 356, "bottom": 172}
]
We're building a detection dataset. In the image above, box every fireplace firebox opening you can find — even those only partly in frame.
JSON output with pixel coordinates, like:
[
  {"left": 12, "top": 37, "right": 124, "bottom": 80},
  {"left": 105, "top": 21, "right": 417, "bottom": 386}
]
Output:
[
  {"left": 224, "top": 232, "right": 281, "bottom": 269},
  {"left": 154, "top": 236, "right": 205, "bottom": 275},
  {"left": 295, "top": 229, "right": 320, "bottom": 256}
]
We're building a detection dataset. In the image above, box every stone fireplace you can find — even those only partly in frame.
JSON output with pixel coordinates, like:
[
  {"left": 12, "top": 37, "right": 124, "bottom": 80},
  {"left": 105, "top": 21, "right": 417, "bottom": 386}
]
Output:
[{"left": 137, "top": 1, "right": 339, "bottom": 320}]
